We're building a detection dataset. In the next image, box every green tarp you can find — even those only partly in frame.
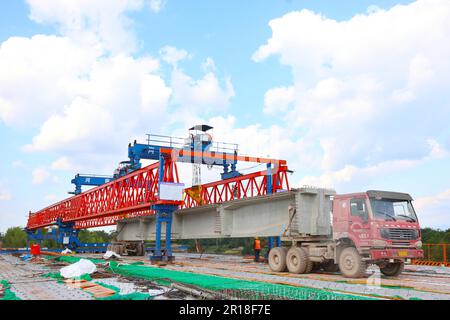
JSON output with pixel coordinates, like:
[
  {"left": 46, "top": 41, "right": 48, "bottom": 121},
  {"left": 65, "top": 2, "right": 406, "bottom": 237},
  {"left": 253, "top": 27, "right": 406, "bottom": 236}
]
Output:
[
  {"left": 107, "top": 262, "right": 375, "bottom": 300},
  {"left": 0, "top": 280, "right": 20, "bottom": 300}
]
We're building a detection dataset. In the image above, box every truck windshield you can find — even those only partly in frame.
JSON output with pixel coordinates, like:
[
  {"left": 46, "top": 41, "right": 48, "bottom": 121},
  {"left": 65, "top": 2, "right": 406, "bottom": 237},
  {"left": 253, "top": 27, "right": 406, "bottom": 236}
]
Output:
[{"left": 370, "top": 199, "right": 418, "bottom": 222}]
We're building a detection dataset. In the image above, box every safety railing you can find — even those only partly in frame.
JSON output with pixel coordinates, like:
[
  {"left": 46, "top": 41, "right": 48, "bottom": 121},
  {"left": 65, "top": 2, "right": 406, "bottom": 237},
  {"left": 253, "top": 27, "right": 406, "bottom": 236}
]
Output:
[
  {"left": 146, "top": 134, "right": 239, "bottom": 154},
  {"left": 412, "top": 243, "right": 450, "bottom": 267}
]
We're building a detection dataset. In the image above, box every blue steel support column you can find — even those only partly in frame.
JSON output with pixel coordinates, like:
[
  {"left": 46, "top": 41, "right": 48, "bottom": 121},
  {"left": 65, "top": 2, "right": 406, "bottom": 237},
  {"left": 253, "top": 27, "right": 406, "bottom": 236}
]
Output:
[
  {"left": 150, "top": 205, "right": 177, "bottom": 263},
  {"left": 165, "top": 212, "right": 172, "bottom": 257},
  {"left": 276, "top": 236, "right": 281, "bottom": 247},
  {"left": 150, "top": 154, "right": 177, "bottom": 263},
  {"left": 154, "top": 211, "right": 162, "bottom": 257},
  {"left": 265, "top": 237, "right": 275, "bottom": 260},
  {"left": 266, "top": 163, "right": 273, "bottom": 195},
  {"left": 155, "top": 154, "right": 165, "bottom": 259}
]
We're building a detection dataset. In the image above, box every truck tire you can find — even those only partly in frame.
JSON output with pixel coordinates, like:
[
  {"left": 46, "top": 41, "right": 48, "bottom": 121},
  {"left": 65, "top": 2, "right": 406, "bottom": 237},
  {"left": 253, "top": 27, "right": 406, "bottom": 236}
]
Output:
[
  {"left": 305, "top": 258, "right": 314, "bottom": 274},
  {"left": 136, "top": 243, "right": 144, "bottom": 256},
  {"left": 268, "top": 247, "right": 287, "bottom": 272},
  {"left": 338, "top": 247, "right": 367, "bottom": 278},
  {"left": 302, "top": 248, "right": 314, "bottom": 273},
  {"left": 322, "top": 260, "right": 340, "bottom": 273},
  {"left": 286, "top": 247, "right": 309, "bottom": 274},
  {"left": 380, "top": 262, "right": 404, "bottom": 277}
]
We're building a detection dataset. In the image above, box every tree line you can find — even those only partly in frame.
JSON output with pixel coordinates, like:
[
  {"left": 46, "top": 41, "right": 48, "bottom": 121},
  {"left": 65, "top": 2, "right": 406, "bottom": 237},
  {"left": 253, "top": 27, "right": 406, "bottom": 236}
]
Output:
[{"left": 0, "top": 227, "right": 116, "bottom": 249}]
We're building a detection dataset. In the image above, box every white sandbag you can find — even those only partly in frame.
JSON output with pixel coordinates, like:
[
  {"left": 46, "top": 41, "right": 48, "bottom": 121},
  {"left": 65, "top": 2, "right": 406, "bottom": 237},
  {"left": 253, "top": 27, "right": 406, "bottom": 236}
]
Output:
[
  {"left": 60, "top": 259, "right": 97, "bottom": 279},
  {"left": 103, "top": 251, "right": 121, "bottom": 260}
]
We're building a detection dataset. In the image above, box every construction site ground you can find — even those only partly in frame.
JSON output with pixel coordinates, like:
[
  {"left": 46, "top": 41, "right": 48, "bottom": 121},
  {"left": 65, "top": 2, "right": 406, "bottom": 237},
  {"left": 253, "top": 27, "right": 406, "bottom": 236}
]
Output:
[{"left": 1, "top": 252, "right": 450, "bottom": 300}]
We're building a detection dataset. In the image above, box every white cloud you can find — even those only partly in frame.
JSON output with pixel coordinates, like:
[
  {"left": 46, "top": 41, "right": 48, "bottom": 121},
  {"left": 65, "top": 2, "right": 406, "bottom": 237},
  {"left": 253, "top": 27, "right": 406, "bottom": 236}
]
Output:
[
  {"left": 32, "top": 167, "right": 50, "bottom": 185},
  {"left": 415, "top": 189, "right": 450, "bottom": 210},
  {"left": 16, "top": 52, "right": 171, "bottom": 171},
  {"left": 263, "top": 86, "right": 295, "bottom": 114},
  {"left": 24, "top": 98, "right": 114, "bottom": 152},
  {"left": 253, "top": 0, "right": 450, "bottom": 171},
  {"left": 367, "top": 5, "right": 382, "bottom": 14},
  {"left": 299, "top": 139, "right": 448, "bottom": 189},
  {"left": 0, "top": 35, "right": 99, "bottom": 128},
  {"left": 299, "top": 159, "right": 420, "bottom": 189},
  {"left": 141, "top": 74, "right": 173, "bottom": 111},
  {"left": 0, "top": 40, "right": 230, "bottom": 174},
  {"left": 26, "top": 0, "right": 144, "bottom": 53},
  {"left": 0, "top": 184, "right": 12, "bottom": 201},
  {"left": 415, "top": 189, "right": 450, "bottom": 229},
  {"left": 149, "top": 0, "right": 167, "bottom": 13},
  {"left": 160, "top": 46, "right": 191, "bottom": 65},
  {"left": 45, "top": 194, "right": 59, "bottom": 201},
  {"left": 51, "top": 157, "right": 73, "bottom": 171},
  {"left": 171, "top": 63, "right": 235, "bottom": 115},
  {"left": 201, "top": 57, "right": 217, "bottom": 73}
]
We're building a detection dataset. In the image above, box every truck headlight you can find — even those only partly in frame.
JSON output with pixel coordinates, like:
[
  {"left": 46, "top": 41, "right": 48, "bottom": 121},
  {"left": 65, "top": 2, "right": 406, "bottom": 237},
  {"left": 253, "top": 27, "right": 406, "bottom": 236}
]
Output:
[
  {"left": 415, "top": 241, "right": 423, "bottom": 249},
  {"left": 373, "top": 239, "right": 388, "bottom": 247}
]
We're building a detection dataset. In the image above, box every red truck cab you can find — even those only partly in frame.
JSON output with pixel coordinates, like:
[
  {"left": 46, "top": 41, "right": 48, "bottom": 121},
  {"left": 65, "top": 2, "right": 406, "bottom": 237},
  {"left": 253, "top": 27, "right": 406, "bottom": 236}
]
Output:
[{"left": 332, "top": 190, "right": 424, "bottom": 277}]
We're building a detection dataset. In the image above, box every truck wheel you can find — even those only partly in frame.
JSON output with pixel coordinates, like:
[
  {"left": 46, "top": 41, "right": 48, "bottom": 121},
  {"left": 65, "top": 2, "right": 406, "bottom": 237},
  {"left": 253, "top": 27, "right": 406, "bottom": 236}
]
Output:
[
  {"left": 136, "top": 243, "right": 144, "bottom": 256},
  {"left": 268, "top": 247, "right": 287, "bottom": 272},
  {"left": 117, "top": 244, "right": 124, "bottom": 255},
  {"left": 338, "top": 247, "right": 367, "bottom": 278},
  {"left": 380, "top": 262, "right": 404, "bottom": 277},
  {"left": 322, "top": 260, "right": 340, "bottom": 273},
  {"left": 302, "top": 248, "right": 314, "bottom": 273},
  {"left": 286, "top": 247, "right": 309, "bottom": 274},
  {"left": 305, "top": 258, "right": 314, "bottom": 274}
]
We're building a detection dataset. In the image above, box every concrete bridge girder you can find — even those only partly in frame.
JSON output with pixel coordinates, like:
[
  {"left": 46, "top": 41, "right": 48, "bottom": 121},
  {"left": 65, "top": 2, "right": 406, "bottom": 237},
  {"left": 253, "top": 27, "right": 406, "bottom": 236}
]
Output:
[{"left": 116, "top": 188, "right": 335, "bottom": 241}]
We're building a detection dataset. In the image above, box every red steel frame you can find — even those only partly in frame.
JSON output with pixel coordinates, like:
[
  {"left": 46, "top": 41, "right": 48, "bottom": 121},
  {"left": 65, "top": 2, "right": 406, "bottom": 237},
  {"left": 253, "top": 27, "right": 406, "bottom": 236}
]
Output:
[
  {"left": 183, "top": 165, "right": 290, "bottom": 209},
  {"left": 27, "top": 157, "right": 290, "bottom": 230},
  {"left": 27, "top": 161, "right": 167, "bottom": 230}
]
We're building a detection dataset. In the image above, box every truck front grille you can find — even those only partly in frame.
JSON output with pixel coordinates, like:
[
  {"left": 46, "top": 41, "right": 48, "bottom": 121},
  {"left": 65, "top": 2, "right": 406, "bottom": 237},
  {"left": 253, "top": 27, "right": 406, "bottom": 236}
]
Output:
[
  {"left": 391, "top": 241, "right": 411, "bottom": 246},
  {"left": 381, "top": 228, "right": 418, "bottom": 241}
]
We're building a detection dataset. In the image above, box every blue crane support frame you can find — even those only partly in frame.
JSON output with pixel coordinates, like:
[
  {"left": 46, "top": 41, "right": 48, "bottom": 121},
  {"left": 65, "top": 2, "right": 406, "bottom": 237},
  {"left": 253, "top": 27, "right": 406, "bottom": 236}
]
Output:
[
  {"left": 149, "top": 153, "right": 180, "bottom": 263},
  {"left": 26, "top": 219, "right": 109, "bottom": 253}
]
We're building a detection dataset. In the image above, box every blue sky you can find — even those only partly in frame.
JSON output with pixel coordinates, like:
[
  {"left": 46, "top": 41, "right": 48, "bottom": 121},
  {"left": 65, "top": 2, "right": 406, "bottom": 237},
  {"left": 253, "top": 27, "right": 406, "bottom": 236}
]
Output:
[{"left": 0, "top": 0, "right": 449, "bottom": 232}]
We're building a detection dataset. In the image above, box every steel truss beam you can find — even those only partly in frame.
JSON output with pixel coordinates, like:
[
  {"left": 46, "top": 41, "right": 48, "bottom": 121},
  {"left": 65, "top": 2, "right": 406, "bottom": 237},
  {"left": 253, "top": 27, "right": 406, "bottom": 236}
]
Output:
[{"left": 27, "top": 161, "right": 290, "bottom": 231}]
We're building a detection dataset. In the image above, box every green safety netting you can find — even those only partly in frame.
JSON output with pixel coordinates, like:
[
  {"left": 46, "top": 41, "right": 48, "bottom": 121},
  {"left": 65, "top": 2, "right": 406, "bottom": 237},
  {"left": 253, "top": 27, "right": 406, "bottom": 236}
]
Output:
[
  {"left": 0, "top": 280, "right": 20, "bottom": 301},
  {"left": 42, "top": 255, "right": 106, "bottom": 264},
  {"left": 42, "top": 272, "right": 92, "bottom": 283},
  {"left": 94, "top": 282, "right": 152, "bottom": 300},
  {"left": 56, "top": 256, "right": 106, "bottom": 264},
  {"left": 107, "top": 262, "right": 376, "bottom": 300}
]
